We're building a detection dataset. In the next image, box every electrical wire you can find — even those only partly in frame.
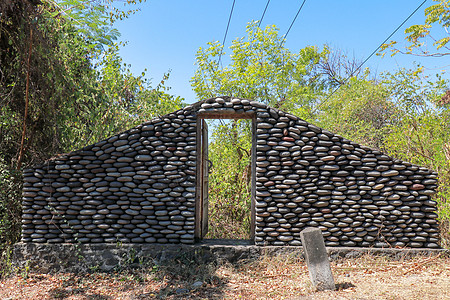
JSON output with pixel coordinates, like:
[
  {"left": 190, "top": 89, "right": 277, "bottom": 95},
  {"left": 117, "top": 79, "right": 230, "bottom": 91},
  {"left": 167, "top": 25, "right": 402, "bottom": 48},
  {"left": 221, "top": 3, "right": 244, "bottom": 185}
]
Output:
[
  {"left": 313, "top": 0, "right": 429, "bottom": 114},
  {"left": 258, "top": 0, "right": 271, "bottom": 28},
  {"left": 218, "top": 0, "right": 236, "bottom": 68},
  {"left": 283, "top": 0, "right": 307, "bottom": 43}
]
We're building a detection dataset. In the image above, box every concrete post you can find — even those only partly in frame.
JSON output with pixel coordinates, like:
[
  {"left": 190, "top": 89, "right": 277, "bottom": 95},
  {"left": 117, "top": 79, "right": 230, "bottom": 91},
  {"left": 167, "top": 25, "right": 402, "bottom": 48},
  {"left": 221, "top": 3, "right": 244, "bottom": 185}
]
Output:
[{"left": 300, "top": 227, "right": 336, "bottom": 291}]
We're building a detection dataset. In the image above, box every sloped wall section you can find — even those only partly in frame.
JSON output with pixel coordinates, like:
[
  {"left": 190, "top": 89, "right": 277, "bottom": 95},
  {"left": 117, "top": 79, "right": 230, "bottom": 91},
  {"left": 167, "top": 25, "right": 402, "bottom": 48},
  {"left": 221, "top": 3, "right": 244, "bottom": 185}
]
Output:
[
  {"left": 22, "top": 109, "right": 198, "bottom": 244},
  {"left": 21, "top": 97, "right": 440, "bottom": 248}
]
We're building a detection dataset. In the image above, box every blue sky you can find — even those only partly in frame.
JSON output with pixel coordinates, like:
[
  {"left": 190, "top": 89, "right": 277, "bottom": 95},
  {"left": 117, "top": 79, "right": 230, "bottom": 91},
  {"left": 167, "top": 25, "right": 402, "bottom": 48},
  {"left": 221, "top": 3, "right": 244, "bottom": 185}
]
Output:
[{"left": 114, "top": 0, "right": 448, "bottom": 104}]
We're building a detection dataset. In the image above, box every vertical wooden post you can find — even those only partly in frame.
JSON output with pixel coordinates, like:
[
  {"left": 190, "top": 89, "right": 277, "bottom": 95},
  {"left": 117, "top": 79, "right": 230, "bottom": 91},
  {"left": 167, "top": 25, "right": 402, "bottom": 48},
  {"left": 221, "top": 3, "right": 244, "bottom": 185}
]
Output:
[
  {"left": 201, "top": 120, "right": 209, "bottom": 237},
  {"left": 250, "top": 117, "right": 256, "bottom": 241},
  {"left": 195, "top": 117, "right": 202, "bottom": 240}
]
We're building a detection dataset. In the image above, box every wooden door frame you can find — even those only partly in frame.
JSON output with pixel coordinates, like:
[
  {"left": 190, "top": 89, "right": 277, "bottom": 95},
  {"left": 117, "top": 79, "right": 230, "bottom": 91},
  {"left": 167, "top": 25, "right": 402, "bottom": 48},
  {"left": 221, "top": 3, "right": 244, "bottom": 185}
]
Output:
[{"left": 194, "top": 111, "right": 256, "bottom": 242}]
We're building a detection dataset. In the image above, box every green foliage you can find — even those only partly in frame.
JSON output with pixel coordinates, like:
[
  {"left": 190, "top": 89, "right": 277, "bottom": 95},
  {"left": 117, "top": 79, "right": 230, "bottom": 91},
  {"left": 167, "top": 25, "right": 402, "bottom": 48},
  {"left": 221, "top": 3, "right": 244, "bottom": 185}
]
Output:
[
  {"left": 381, "top": 67, "right": 449, "bottom": 168},
  {"left": 52, "top": 0, "right": 120, "bottom": 50},
  {"left": 385, "top": 112, "right": 450, "bottom": 247},
  {"left": 0, "top": 0, "right": 182, "bottom": 167},
  {"left": 380, "top": 0, "right": 450, "bottom": 57},
  {"left": 0, "top": 156, "right": 21, "bottom": 277},
  {"left": 316, "top": 70, "right": 396, "bottom": 149},
  {"left": 0, "top": 158, "right": 22, "bottom": 250},
  {"left": 0, "top": 0, "right": 184, "bottom": 161},
  {"left": 0, "top": 246, "right": 14, "bottom": 279},
  {"left": 206, "top": 119, "right": 252, "bottom": 239},
  {"left": 191, "top": 21, "right": 328, "bottom": 114},
  {"left": 382, "top": 68, "right": 450, "bottom": 247}
]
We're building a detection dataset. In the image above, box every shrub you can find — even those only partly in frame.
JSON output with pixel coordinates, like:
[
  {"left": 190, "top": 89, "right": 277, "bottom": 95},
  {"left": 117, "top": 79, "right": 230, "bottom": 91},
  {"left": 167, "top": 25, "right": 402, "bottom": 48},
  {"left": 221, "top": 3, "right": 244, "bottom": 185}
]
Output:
[{"left": 0, "top": 157, "right": 22, "bottom": 251}]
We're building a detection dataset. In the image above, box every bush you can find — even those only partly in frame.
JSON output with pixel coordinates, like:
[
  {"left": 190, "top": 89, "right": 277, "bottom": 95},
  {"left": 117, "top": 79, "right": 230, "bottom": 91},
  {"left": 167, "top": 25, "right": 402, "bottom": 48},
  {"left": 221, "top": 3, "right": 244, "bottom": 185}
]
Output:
[
  {"left": 206, "top": 120, "right": 252, "bottom": 239},
  {"left": 0, "top": 158, "right": 22, "bottom": 250}
]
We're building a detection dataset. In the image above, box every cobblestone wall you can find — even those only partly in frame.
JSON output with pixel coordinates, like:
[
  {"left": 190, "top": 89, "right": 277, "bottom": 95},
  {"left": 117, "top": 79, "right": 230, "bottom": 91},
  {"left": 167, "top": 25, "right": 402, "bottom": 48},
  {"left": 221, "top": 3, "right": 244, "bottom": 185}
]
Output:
[
  {"left": 22, "top": 108, "right": 198, "bottom": 244},
  {"left": 22, "top": 97, "right": 440, "bottom": 248}
]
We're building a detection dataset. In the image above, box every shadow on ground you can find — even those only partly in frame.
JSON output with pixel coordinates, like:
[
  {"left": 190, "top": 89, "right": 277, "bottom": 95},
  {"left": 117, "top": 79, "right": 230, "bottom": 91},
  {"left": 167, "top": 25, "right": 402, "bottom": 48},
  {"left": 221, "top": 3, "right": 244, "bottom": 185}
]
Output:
[
  {"left": 43, "top": 247, "right": 229, "bottom": 299},
  {"left": 48, "top": 286, "right": 112, "bottom": 299},
  {"left": 142, "top": 247, "right": 228, "bottom": 299},
  {"left": 336, "top": 281, "right": 356, "bottom": 290}
]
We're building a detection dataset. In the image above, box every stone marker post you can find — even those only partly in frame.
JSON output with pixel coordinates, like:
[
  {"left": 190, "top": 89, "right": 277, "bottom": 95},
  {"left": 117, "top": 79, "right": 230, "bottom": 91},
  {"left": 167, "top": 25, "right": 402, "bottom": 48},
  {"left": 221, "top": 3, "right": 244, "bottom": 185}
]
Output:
[{"left": 300, "top": 227, "right": 336, "bottom": 291}]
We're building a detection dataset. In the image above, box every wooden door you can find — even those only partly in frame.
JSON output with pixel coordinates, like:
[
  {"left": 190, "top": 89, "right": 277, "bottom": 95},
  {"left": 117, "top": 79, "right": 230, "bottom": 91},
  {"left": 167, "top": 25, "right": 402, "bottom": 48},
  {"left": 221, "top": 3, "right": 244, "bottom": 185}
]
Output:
[{"left": 200, "top": 120, "right": 209, "bottom": 238}]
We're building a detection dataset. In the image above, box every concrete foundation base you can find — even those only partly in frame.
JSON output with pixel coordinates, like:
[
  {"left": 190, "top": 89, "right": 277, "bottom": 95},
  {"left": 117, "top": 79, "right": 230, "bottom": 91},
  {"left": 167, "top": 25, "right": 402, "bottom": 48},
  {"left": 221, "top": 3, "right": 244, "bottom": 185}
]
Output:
[{"left": 12, "top": 242, "right": 449, "bottom": 273}]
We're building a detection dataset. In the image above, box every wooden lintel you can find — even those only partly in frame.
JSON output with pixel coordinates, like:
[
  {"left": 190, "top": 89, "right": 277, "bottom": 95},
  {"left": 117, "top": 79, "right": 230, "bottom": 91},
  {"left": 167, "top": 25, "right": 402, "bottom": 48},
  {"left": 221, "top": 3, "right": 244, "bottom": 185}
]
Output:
[{"left": 197, "top": 111, "right": 255, "bottom": 119}]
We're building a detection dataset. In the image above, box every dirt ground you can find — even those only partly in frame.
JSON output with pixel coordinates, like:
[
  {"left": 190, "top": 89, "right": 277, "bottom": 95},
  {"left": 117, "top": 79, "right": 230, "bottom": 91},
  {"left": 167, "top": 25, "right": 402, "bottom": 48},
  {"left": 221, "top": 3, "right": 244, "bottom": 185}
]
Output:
[{"left": 1, "top": 253, "right": 449, "bottom": 299}]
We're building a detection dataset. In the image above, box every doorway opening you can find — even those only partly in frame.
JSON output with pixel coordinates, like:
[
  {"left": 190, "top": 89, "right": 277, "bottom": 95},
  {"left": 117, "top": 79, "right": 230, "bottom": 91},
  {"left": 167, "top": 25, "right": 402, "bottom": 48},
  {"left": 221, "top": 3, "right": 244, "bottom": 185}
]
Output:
[{"left": 195, "top": 114, "right": 256, "bottom": 242}]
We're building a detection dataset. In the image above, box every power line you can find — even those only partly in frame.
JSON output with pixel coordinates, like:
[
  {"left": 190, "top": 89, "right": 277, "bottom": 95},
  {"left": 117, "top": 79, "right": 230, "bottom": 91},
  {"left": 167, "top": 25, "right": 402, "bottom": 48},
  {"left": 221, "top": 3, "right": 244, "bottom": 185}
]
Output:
[
  {"left": 313, "top": 0, "right": 429, "bottom": 114},
  {"left": 273, "top": 0, "right": 307, "bottom": 90},
  {"left": 284, "top": 0, "right": 307, "bottom": 42},
  {"left": 258, "top": 0, "right": 271, "bottom": 28},
  {"left": 218, "top": 0, "right": 236, "bottom": 68}
]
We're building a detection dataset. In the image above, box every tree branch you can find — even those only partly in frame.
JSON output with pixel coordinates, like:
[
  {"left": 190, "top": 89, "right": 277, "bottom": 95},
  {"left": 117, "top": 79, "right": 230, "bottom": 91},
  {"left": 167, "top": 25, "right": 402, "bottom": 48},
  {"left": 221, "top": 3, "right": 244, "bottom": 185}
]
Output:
[{"left": 17, "top": 27, "right": 33, "bottom": 171}]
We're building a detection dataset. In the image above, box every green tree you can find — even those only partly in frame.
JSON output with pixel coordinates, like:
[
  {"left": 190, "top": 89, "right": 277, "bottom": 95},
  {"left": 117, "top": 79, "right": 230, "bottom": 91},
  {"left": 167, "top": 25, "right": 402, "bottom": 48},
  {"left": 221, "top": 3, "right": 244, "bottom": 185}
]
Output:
[
  {"left": 191, "top": 21, "right": 328, "bottom": 117},
  {"left": 382, "top": 67, "right": 450, "bottom": 246},
  {"left": 381, "top": 0, "right": 450, "bottom": 57},
  {"left": 206, "top": 119, "right": 253, "bottom": 239},
  {"left": 0, "top": 0, "right": 183, "bottom": 167},
  {"left": 316, "top": 70, "right": 397, "bottom": 149}
]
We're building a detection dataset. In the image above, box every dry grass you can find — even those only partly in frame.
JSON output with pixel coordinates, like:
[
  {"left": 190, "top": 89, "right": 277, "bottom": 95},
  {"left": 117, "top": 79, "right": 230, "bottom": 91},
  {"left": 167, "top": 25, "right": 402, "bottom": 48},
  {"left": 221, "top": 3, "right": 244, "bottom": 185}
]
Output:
[{"left": 1, "top": 253, "right": 449, "bottom": 299}]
